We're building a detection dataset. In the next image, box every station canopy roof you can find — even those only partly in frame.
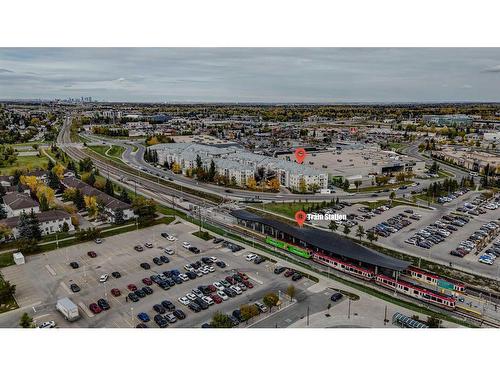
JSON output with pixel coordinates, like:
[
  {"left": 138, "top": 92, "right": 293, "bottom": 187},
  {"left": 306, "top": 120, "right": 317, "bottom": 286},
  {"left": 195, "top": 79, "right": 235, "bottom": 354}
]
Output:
[{"left": 231, "top": 209, "right": 410, "bottom": 271}]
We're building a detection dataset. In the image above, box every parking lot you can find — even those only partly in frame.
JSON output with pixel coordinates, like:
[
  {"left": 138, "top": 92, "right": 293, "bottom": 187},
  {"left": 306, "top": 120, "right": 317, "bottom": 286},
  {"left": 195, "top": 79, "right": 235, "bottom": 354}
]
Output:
[{"left": 0, "top": 220, "right": 315, "bottom": 328}]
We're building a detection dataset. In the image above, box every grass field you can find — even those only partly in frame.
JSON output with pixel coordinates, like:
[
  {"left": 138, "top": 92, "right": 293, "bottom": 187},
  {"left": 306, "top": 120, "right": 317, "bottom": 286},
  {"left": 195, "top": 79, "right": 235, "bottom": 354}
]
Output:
[
  {"left": 256, "top": 201, "right": 332, "bottom": 218},
  {"left": 0, "top": 154, "right": 49, "bottom": 175},
  {"left": 88, "top": 145, "right": 126, "bottom": 166}
]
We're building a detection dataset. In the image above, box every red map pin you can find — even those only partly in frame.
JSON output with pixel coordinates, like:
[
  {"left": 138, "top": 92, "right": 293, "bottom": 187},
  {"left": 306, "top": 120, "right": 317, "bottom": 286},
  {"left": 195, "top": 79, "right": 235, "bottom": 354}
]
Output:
[
  {"left": 295, "top": 210, "right": 307, "bottom": 227},
  {"left": 294, "top": 148, "right": 307, "bottom": 164}
]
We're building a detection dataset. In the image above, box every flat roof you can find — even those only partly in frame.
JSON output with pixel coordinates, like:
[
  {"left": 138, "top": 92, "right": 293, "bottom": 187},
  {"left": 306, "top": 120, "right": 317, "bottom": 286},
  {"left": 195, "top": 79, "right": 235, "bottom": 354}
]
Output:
[{"left": 231, "top": 209, "right": 410, "bottom": 271}]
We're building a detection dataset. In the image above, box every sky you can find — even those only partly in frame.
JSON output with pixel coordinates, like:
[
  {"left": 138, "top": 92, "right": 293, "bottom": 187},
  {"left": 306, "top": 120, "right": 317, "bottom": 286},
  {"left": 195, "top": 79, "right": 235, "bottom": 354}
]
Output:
[{"left": 0, "top": 48, "right": 500, "bottom": 103}]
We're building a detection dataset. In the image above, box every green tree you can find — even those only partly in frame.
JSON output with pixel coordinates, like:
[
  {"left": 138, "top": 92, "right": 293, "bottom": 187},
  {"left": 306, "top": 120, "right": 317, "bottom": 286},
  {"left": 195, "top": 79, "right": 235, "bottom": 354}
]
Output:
[
  {"left": 0, "top": 204, "right": 7, "bottom": 219},
  {"left": 356, "top": 225, "right": 365, "bottom": 241},
  {"left": 240, "top": 304, "right": 259, "bottom": 323},
  {"left": 343, "top": 224, "right": 351, "bottom": 237},
  {"left": 426, "top": 316, "right": 442, "bottom": 328},
  {"left": 328, "top": 220, "right": 338, "bottom": 232},
  {"left": 104, "top": 178, "right": 114, "bottom": 196},
  {"left": 367, "top": 231, "right": 378, "bottom": 243},
  {"left": 19, "top": 312, "right": 34, "bottom": 328},
  {"left": 132, "top": 196, "right": 157, "bottom": 223},
  {"left": 299, "top": 178, "right": 307, "bottom": 193},
  {"left": 119, "top": 188, "right": 131, "bottom": 204},
  {"left": 353, "top": 180, "right": 361, "bottom": 191},
  {"left": 210, "top": 311, "right": 233, "bottom": 328},
  {"left": 39, "top": 194, "right": 49, "bottom": 211},
  {"left": 286, "top": 284, "right": 296, "bottom": 301},
  {"left": 61, "top": 221, "right": 70, "bottom": 232}
]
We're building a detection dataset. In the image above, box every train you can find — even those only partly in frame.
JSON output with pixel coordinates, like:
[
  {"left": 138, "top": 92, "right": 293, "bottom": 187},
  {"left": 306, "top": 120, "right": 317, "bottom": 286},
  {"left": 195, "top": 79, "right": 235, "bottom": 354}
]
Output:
[{"left": 262, "top": 235, "right": 459, "bottom": 310}]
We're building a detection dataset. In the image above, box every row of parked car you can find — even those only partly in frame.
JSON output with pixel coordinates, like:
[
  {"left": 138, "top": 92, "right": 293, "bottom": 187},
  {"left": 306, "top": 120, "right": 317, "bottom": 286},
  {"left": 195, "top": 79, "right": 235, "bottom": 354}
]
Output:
[
  {"left": 177, "top": 271, "right": 255, "bottom": 315},
  {"left": 450, "top": 220, "right": 500, "bottom": 259},
  {"left": 369, "top": 209, "right": 416, "bottom": 238},
  {"left": 436, "top": 188, "right": 469, "bottom": 204},
  {"left": 408, "top": 214, "right": 469, "bottom": 250},
  {"left": 213, "top": 237, "right": 245, "bottom": 252},
  {"left": 457, "top": 195, "right": 499, "bottom": 216},
  {"left": 479, "top": 237, "right": 500, "bottom": 265},
  {"left": 203, "top": 301, "right": 269, "bottom": 327},
  {"left": 136, "top": 299, "right": 187, "bottom": 328},
  {"left": 273, "top": 266, "right": 304, "bottom": 281}
]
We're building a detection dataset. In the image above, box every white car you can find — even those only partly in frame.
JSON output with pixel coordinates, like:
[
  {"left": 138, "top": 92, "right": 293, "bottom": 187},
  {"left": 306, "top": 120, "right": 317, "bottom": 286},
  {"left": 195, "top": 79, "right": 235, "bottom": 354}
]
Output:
[
  {"left": 94, "top": 238, "right": 103, "bottom": 244},
  {"left": 144, "top": 242, "right": 153, "bottom": 248},
  {"left": 217, "top": 290, "right": 229, "bottom": 300},
  {"left": 479, "top": 257, "right": 494, "bottom": 265},
  {"left": 195, "top": 269, "right": 203, "bottom": 277},
  {"left": 179, "top": 274, "right": 189, "bottom": 282},
  {"left": 99, "top": 274, "right": 109, "bottom": 283},
  {"left": 230, "top": 285, "right": 242, "bottom": 295},
  {"left": 202, "top": 296, "right": 214, "bottom": 305},
  {"left": 245, "top": 253, "right": 257, "bottom": 262},
  {"left": 184, "top": 264, "right": 195, "bottom": 272},
  {"left": 38, "top": 320, "right": 56, "bottom": 328},
  {"left": 209, "top": 256, "right": 218, "bottom": 262},
  {"left": 213, "top": 282, "right": 225, "bottom": 291},
  {"left": 164, "top": 248, "right": 175, "bottom": 255},
  {"left": 207, "top": 266, "right": 215, "bottom": 273},
  {"left": 178, "top": 296, "right": 190, "bottom": 305},
  {"left": 199, "top": 267, "right": 209, "bottom": 275},
  {"left": 166, "top": 235, "right": 176, "bottom": 241},
  {"left": 186, "top": 293, "right": 197, "bottom": 301},
  {"left": 182, "top": 242, "right": 191, "bottom": 249}
]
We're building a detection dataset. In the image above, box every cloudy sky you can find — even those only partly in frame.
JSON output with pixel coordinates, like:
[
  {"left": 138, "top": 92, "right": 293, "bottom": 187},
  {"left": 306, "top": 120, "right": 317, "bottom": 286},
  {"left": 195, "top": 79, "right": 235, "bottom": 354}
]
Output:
[{"left": 0, "top": 48, "right": 500, "bottom": 103}]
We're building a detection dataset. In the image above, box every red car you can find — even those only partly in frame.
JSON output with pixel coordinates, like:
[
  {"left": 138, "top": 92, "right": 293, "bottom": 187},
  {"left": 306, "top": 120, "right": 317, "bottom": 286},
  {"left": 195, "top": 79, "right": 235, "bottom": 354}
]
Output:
[
  {"left": 87, "top": 251, "right": 97, "bottom": 258},
  {"left": 89, "top": 303, "right": 102, "bottom": 314},
  {"left": 142, "top": 278, "right": 153, "bottom": 286},
  {"left": 225, "top": 276, "right": 236, "bottom": 285},
  {"left": 243, "top": 280, "right": 254, "bottom": 289},
  {"left": 127, "top": 284, "right": 138, "bottom": 291},
  {"left": 237, "top": 271, "right": 249, "bottom": 280},
  {"left": 111, "top": 288, "right": 121, "bottom": 297},
  {"left": 284, "top": 269, "right": 295, "bottom": 277},
  {"left": 207, "top": 285, "right": 216, "bottom": 293},
  {"left": 211, "top": 294, "right": 223, "bottom": 304}
]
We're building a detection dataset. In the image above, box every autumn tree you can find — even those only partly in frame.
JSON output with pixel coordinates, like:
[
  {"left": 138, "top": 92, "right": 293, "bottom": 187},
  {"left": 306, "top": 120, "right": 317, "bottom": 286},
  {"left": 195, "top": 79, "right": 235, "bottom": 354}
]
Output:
[
  {"left": 268, "top": 177, "right": 280, "bottom": 192},
  {"left": 263, "top": 292, "right": 279, "bottom": 312}
]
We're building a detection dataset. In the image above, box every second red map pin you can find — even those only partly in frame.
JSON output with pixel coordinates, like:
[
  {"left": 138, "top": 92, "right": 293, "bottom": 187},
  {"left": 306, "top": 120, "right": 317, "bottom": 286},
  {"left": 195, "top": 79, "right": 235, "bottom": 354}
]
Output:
[{"left": 294, "top": 148, "right": 307, "bottom": 164}]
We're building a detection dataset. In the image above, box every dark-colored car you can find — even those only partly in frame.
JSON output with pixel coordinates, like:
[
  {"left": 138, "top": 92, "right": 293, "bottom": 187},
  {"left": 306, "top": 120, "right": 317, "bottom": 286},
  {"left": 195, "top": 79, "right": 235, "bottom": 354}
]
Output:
[
  {"left": 111, "top": 271, "right": 121, "bottom": 278},
  {"left": 172, "top": 276, "right": 183, "bottom": 284},
  {"left": 153, "top": 257, "right": 163, "bottom": 266},
  {"left": 136, "top": 323, "right": 148, "bottom": 328},
  {"left": 225, "top": 276, "right": 236, "bottom": 285},
  {"left": 128, "top": 292, "right": 139, "bottom": 302},
  {"left": 153, "top": 304, "right": 166, "bottom": 314},
  {"left": 228, "top": 315, "right": 239, "bottom": 326},
  {"left": 111, "top": 288, "right": 121, "bottom": 297},
  {"left": 254, "top": 256, "right": 265, "bottom": 264},
  {"left": 70, "top": 283, "right": 80, "bottom": 293},
  {"left": 140, "top": 262, "right": 151, "bottom": 270},
  {"left": 154, "top": 314, "right": 168, "bottom": 328},
  {"left": 274, "top": 266, "right": 286, "bottom": 274},
  {"left": 163, "top": 270, "right": 172, "bottom": 278},
  {"left": 232, "top": 309, "right": 244, "bottom": 322},
  {"left": 160, "top": 255, "right": 170, "bottom": 264},
  {"left": 186, "top": 271, "right": 197, "bottom": 279},
  {"left": 215, "top": 261, "right": 227, "bottom": 268},
  {"left": 224, "top": 287, "right": 236, "bottom": 298},
  {"left": 135, "top": 289, "right": 146, "bottom": 298},
  {"left": 188, "top": 302, "right": 201, "bottom": 312},
  {"left": 142, "top": 278, "right": 153, "bottom": 286},
  {"left": 201, "top": 257, "right": 213, "bottom": 265},
  {"left": 142, "top": 286, "right": 153, "bottom": 295},
  {"left": 292, "top": 273, "right": 303, "bottom": 281},
  {"left": 188, "top": 246, "right": 200, "bottom": 254},
  {"left": 87, "top": 251, "right": 97, "bottom": 258},
  {"left": 284, "top": 269, "right": 295, "bottom": 277},
  {"left": 97, "top": 298, "right": 110, "bottom": 310},
  {"left": 134, "top": 245, "right": 144, "bottom": 252},
  {"left": 89, "top": 303, "right": 102, "bottom": 314},
  {"left": 158, "top": 282, "right": 170, "bottom": 290},
  {"left": 173, "top": 309, "right": 186, "bottom": 320},
  {"left": 330, "top": 292, "right": 343, "bottom": 302},
  {"left": 194, "top": 297, "right": 209, "bottom": 310},
  {"left": 213, "top": 238, "right": 224, "bottom": 244},
  {"left": 69, "top": 262, "right": 79, "bottom": 269},
  {"left": 161, "top": 300, "right": 176, "bottom": 311}
]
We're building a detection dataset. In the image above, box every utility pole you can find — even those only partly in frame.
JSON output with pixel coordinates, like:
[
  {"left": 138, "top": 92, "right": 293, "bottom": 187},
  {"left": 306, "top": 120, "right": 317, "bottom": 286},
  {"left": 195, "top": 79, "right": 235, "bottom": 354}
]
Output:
[
  {"left": 306, "top": 305, "right": 310, "bottom": 326},
  {"left": 347, "top": 298, "right": 351, "bottom": 319},
  {"left": 384, "top": 305, "right": 388, "bottom": 325}
]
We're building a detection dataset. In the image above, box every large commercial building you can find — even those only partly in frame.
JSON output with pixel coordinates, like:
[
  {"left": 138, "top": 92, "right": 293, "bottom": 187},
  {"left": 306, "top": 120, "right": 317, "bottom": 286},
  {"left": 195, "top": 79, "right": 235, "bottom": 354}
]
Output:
[
  {"left": 432, "top": 146, "right": 500, "bottom": 173},
  {"left": 149, "top": 143, "right": 328, "bottom": 191}
]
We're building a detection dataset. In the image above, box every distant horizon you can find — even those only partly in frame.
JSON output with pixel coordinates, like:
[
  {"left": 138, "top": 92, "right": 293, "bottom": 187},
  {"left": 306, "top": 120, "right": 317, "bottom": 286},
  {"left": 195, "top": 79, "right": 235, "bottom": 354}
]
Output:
[{"left": 1, "top": 48, "right": 500, "bottom": 103}]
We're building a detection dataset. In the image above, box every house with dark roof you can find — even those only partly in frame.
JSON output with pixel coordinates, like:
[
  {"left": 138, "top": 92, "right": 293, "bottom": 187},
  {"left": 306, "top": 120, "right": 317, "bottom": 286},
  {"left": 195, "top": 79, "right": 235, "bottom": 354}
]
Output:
[
  {"left": 0, "top": 210, "right": 74, "bottom": 239},
  {"left": 61, "top": 176, "right": 135, "bottom": 222},
  {"left": 2, "top": 192, "right": 40, "bottom": 218}
]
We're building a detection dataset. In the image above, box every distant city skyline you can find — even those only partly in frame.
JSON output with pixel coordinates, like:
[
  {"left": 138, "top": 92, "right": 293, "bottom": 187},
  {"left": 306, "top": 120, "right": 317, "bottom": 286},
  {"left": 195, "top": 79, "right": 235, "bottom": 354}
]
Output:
[{"left": 1, "top": 48, "right": 500, "bottom": 103}]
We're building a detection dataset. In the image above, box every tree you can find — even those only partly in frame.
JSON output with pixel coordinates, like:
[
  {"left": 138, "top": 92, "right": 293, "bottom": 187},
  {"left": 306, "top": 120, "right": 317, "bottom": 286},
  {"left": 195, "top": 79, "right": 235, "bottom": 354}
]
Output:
[
  {"left": 426, "top": 315, "right": 442, "bottom": 328},
  {"left": 389, "top": 191, "right": 396, "bottom": 202},
  {"left": 114, "top": 208, "right": 125, "bottom": 225},
  {"left": 79, "top": 157, "right": 94, "bottom": 172},
  {"left": 36, "top": 185, "right": 55, "bottom": 208},
  {"left": 17, "top": 210, "right": 42, "bottom": 242},
  {"left": 19, "top": 312, "right": 34, "bottom": 328},
  {"left": 119, "top": 188, "right": 131, "bottom": 204},
  {"left": 328, "top": 220, "right": 338, "bottom": 232},
  {"left": 246, "top": 177, "right": 257, "bottom": 190},
  {"left": 47, "top": 170, "right": 60, "bottom": 190},
  {"left": 343, "top": 224, "right": 351, "bottom": 237},
  {"left": 53, "top": 163, "right": 65, "bottom": 180},
  {"left": 353, "top": 180, "right": 362, "bottom": 191},
  {"left": 299, "top": 178, "right": 307, "bottom": 193},
  {"left": 367, "top": 231, "right": 378, "bottom": 243},
  {"left": 74, "top": 189, "right": 85, "bottom": 210},
  {"left": 342, "top": 180, "right": 350, "bottom": 190},
  {"left": 132, "top": 196, "right": 157, "bottom": 223},
  {"left": 286, "top": 284, "right": 296, "bottom": 301},
  {"left": 61, "top": 221, "right": 70, "bottom": 233},
  {"left": 263, "top": 292, "right": 279, "bottom": 312},
  {"left": 210, "top": 311, "right": 233, "bottom": 328},
  {"left": 268, "top": 177, "right": 280, "bottom": 192},
  {"left": 356, "top": 225, "right": 365, "bottom": 241},
  {"left": 240, "top": 304, "right": 260, "bottom": 323},
  {"left": 39, "top": 194, "right": 49, "bottom": 211},
  {"left": 208, "top": 159, "right": 217, "bottom": 182},
  {"left": 84, "top": 195, "right": 98, "bottom": 218},
  {"left": 104, "top": 178, "right": 114, "bottom": 196},
  {"left": 171, "top": 162, "right": 181, "bottom": 174}
]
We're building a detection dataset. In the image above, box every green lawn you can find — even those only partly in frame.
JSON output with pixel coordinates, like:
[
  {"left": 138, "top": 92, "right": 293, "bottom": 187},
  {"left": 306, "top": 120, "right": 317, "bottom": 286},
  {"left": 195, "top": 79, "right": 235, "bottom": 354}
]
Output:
[
  {"left": 0, "top": 154, "right": 49, "bottom": 175},
  {"left": 256, "top": 201, "right": 327, "bottom": 218},
  {"left": 191, "top": 230, "right": 214, "bottom": 241},
  {"left": 87, "top": 145, "right": 126, "bottom": 166}
]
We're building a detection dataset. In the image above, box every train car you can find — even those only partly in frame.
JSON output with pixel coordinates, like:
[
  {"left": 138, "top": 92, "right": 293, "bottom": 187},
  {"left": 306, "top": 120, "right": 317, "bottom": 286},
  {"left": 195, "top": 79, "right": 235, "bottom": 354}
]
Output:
[
  {"left": 375, "top": 274, "right": 456, "bottom": 310},
  {"left": 313, "top": 252, "right": 375, "bottom": 280},
  {"left": 405, "top": 266, "right": 466, "bottom": 293},
  {"left": 265, "top": 237, "right": 312, "bottom": 259}
]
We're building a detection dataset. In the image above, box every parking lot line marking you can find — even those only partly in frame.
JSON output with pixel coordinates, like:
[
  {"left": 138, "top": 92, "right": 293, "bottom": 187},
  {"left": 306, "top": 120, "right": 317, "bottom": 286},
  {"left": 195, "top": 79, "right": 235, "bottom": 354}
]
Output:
[
  {"left": 45, "top": 264, "right": 57, "bottom": 276},
  {"left": 60, "top": 282, "right": 72, "bottom": 294},
  {"left": 78, "top": 302, "right": 94, "bottom": 318}
]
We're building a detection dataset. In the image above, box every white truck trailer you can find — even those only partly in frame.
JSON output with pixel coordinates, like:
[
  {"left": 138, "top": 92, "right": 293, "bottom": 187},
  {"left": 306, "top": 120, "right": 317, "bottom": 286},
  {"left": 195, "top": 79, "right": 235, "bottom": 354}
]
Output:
[{"left": 56, "top": 298, "right": 80, "bottom": 321}]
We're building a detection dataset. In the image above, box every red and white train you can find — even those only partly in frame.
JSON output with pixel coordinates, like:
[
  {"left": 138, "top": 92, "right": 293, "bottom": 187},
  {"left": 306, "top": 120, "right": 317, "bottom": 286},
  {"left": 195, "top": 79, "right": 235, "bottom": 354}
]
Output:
[
  {"left": 312, "top": 252, "right": 457, "bottom": 310},
  {"left": 405, "top": 266, "right": 466, "bottom": 293}
]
